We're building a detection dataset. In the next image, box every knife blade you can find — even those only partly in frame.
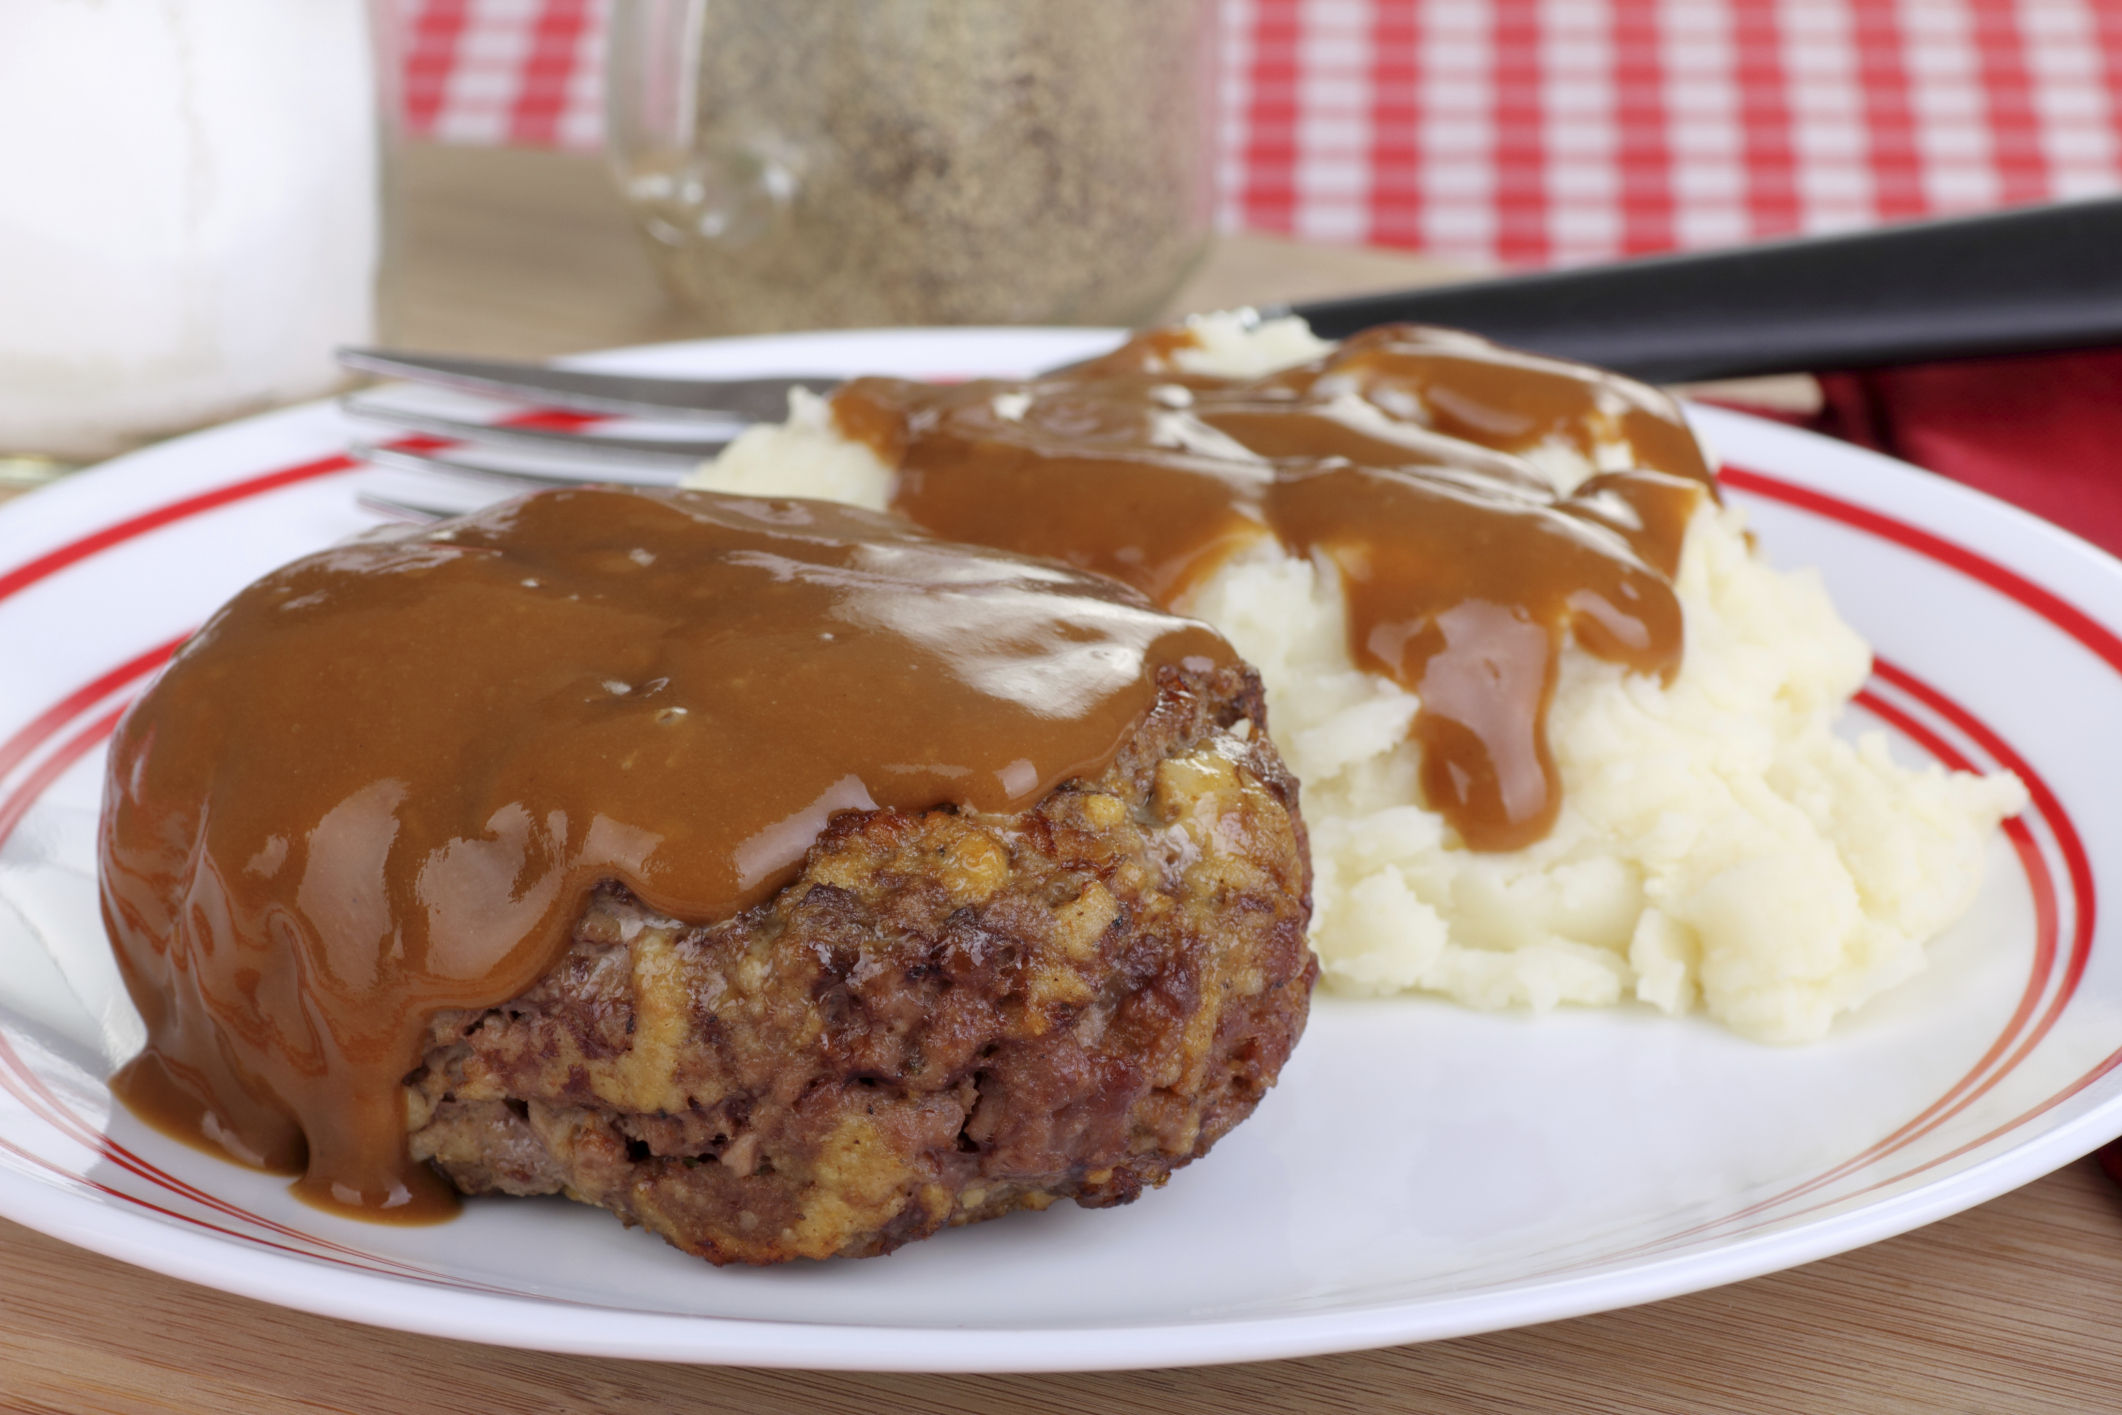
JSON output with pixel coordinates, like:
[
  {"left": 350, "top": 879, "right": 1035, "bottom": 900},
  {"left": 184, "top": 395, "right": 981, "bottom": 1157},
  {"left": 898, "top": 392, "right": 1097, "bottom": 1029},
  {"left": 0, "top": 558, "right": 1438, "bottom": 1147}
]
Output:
[{"left": 341, "top": 197, "right": 2122, "bottom": 410}]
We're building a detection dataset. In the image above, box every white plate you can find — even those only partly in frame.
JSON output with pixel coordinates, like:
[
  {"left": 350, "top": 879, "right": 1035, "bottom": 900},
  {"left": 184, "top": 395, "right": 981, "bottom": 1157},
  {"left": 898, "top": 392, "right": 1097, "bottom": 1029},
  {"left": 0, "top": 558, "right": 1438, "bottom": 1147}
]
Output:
[{"left": 2, "top": 328, "right": 2120, "bottom": 1373}]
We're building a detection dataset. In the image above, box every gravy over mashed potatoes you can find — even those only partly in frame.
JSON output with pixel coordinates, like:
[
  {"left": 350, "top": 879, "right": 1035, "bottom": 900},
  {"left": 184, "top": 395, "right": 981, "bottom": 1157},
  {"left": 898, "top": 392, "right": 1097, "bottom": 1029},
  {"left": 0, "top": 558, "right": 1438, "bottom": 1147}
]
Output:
[{"left": 687, "top": 313, "right": 2026, "bottom": 1044}]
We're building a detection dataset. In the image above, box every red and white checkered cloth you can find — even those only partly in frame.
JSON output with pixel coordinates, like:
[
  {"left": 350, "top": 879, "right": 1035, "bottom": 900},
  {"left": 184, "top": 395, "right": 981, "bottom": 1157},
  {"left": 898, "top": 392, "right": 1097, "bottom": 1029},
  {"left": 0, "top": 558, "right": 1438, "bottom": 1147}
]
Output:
[
  {"left": 396, "top": 0, "right": 2122, "bottom": 270},
  {"left": 395, "top": 0, "right": 607, "bottom": 151}
]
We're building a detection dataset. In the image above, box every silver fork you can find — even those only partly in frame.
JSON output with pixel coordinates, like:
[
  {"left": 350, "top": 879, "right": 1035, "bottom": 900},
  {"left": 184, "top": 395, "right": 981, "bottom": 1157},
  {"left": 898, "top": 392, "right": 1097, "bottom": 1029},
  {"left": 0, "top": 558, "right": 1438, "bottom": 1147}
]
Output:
[
  {"left": 342, "top": 425, "right": 707, "bottom": 522},
  {"left": 337, "top": 347, "right": 844, "bottom": 519},
  {"left": 337, "top": 197, "right": 2122, "bottom": 518}
]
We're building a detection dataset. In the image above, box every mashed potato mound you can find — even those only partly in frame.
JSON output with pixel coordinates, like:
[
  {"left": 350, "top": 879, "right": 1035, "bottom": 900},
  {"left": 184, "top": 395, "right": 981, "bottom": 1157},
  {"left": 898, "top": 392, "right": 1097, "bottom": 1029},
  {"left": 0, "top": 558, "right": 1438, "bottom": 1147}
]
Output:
[{"left": 687, "top": 312, "right": 2027, "bottom": 1044}]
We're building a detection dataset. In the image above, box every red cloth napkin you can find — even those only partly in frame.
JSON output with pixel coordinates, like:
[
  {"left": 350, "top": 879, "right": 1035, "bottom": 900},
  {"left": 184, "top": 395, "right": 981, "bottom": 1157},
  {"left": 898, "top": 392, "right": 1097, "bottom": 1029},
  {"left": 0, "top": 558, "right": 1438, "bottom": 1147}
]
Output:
[
  {"left": 1812, "top": 349, "right": 2122, "bottom": 1184},
  {"left": 1812, "top": 348, "right": 2122, "bottom": 561}
]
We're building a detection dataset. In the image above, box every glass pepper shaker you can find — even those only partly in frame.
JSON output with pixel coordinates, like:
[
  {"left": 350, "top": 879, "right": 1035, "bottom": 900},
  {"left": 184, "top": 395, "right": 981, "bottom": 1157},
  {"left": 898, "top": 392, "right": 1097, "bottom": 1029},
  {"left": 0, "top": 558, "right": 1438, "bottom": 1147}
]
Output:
[{"left": 605, "top": 0, "right": 1217, "bottom": 334}]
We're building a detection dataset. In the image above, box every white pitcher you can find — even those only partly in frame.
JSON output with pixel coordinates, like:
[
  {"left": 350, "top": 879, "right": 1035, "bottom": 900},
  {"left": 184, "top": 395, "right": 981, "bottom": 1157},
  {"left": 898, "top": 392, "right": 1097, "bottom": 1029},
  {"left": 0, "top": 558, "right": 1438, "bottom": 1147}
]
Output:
[{"left": 0, "top": 0, "right": 379, "bottom": 461}]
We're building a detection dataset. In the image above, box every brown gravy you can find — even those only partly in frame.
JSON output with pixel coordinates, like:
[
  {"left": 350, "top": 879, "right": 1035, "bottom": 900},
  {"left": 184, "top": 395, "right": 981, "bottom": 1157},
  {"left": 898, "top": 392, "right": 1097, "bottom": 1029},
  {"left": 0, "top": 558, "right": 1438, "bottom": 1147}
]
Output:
[
  {"left": 100, "top": 488, "right": 1233, "bottom": 1219},
  {"left": 834, "top": 322, "right": 1714, "bottom": 852}
]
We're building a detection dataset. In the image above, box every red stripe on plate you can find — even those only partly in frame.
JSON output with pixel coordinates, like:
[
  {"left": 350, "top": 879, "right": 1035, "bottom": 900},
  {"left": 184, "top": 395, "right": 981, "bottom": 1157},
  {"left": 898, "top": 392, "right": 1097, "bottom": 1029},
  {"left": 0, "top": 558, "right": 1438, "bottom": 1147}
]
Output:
[
  {"left": 25, "top": 651, "right": 2060, "bottom": 1294},
  {"left": 0, "top": 1028, "right": 526, "bottom": 1295},
  {"left": 0, "top": 420, "right": 2113, "bottom": 1291},
  {"left": 0, "top": 413, "right": 593, "bottom": 612},
  {"left": 0, "top": 637, "right": 182, "bottom": 787},
  {"left": 1872, "top": 657, "right": 2097, "bottom": 1041},
  {"left": 0, "top": 1072, "right": 522, "bottom": 1297},
  {"left": 0, "top": 705, "right": 126, "bottom": 849},
  {"left": 1720, "top": 465, "right": 2122, "bottom": 678},
  {"left": 1732, "top": 676, "right": 2064, "bottom": 1192},
  {"left": 1539, "top": 670, "right": 2065, "bottom": 1278},
  {"left": 0, "top": 455, "right": 358, "bottom": 608},
  {"left": 1700, "top": 960, "right": 2122, "bottom": 1260},
  {"left": 1723, "top": 465, "right": 2105, "bottom": 1115},
  {"left": 0, "top": 1124, "right": 455, "bottom": 1285},
  {"left": 1849, "top": 684, "right": 2061, "bottom": 1114}
]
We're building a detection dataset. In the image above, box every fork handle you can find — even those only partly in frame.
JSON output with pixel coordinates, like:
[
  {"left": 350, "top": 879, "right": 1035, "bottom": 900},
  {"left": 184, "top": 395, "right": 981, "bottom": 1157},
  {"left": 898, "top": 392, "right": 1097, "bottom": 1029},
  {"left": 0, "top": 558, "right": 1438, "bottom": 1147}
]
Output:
[{"left": 1285, "top": 198, "right": 2122, "bottom": 383}]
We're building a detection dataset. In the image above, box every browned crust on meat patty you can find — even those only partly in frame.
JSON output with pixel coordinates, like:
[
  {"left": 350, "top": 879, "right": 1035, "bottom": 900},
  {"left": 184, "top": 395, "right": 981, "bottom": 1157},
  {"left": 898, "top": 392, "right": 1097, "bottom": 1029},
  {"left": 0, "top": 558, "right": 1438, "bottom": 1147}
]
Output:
[{"left": 404, "top": 663, "right": 1314, "bottom": 1265}]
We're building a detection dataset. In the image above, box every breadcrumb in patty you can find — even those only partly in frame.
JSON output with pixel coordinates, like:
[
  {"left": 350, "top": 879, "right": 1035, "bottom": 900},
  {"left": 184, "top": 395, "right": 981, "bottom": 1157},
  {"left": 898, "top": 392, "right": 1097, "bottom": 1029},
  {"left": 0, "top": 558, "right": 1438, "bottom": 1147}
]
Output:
[{"left": 406, "top": 664, "right": 1315, "bottom": 1264}]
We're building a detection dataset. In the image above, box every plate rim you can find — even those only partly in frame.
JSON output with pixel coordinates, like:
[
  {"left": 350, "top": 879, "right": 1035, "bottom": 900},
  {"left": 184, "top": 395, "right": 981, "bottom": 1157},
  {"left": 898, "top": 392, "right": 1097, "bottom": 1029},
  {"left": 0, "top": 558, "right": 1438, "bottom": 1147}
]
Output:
[{"left": 0, "top": 327, "right": 2119, "bottom": 1371}]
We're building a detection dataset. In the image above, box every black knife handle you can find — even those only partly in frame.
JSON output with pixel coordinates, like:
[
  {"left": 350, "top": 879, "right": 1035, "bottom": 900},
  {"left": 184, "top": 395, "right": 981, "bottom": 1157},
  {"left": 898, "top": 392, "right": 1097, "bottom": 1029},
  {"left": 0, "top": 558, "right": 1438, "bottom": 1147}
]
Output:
[{"left": 1284, "top": 198, "right": 2122, "bottom": 383}]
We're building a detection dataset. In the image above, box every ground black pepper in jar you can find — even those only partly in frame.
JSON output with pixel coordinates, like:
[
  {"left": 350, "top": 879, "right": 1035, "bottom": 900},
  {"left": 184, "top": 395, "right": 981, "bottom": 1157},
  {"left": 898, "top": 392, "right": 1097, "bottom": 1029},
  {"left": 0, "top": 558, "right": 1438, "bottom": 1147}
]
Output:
[{"left": 605, "top": 0, "right": 1216, "bottom": 333}]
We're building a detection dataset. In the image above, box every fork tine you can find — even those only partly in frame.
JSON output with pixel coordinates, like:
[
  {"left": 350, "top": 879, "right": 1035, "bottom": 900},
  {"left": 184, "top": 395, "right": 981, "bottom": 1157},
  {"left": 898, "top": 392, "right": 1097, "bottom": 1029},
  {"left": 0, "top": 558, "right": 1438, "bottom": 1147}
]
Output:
[
  {"left": 337, "top": 348, "right": 835, "bottom": 423},
  {"left": 354, "top": 491, "right": 452, "bottom": 522},
  {"left": 342, "top": 399, "right": 731, "bottom": 467},
  {"left": 350, "top": 441, "right": 684, "bottom": 489}
]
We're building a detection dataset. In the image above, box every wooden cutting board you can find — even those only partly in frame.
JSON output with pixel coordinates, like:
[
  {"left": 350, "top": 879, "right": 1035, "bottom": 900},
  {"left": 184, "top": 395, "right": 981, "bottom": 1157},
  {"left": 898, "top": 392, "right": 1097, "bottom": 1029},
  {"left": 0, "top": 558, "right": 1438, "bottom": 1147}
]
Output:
[{"left": 1, "top": 146, "right": 2109, "bottom": 1415}]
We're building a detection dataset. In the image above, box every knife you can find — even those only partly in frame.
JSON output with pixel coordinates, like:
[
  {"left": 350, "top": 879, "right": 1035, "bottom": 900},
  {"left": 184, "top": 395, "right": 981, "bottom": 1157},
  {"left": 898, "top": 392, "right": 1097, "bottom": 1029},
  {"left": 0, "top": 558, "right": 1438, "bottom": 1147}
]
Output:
[
  {"left": 340, "top": 197, "right": 2122, "bottom": 418},
  {"left": 1289, "top": 197, "right": 2122, "bottom": 381}
]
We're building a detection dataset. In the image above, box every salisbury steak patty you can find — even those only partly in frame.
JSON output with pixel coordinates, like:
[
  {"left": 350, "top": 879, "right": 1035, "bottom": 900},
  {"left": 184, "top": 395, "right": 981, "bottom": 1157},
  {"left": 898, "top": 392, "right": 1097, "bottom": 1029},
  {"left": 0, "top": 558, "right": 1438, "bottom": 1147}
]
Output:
[{"left": 404, "top": 662, "right": 1313, "bottom": 1265}]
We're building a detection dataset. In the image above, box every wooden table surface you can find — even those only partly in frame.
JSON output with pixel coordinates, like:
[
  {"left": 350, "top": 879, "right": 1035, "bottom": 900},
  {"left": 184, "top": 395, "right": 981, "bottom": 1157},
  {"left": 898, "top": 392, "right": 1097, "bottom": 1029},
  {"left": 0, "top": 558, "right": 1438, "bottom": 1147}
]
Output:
[{"left": 4, "top": 145, "right": 2116, "bottom": 1414}]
